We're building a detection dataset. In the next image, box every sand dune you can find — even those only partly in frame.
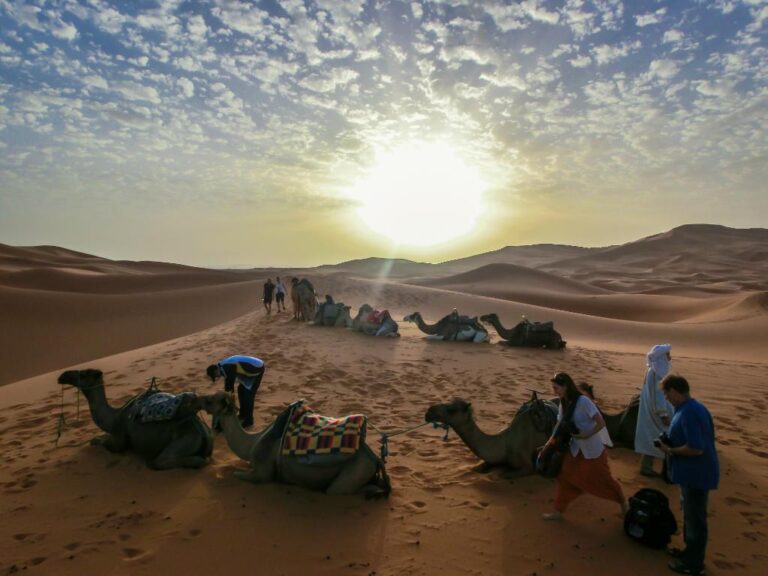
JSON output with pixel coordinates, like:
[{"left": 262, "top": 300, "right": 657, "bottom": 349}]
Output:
[
  {"left": 416, "top": 262, "right": 612, "bottom": 295},
  {"left": 1, "top": 227, "right": 767, "bottom": 575}
]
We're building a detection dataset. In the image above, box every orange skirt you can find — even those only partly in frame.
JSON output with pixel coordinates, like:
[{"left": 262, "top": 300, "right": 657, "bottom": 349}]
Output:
[{"left": 554, "top": 449, "right": 625, "bottom": 513}]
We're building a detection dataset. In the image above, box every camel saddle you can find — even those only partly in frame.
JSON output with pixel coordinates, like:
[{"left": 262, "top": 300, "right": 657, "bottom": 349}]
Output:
[
  {"left": 128, "top": 391, "right": 197, "bottom": 423},
  {"left": 280, "top": 401, "right": 367, "bottom": 464}
]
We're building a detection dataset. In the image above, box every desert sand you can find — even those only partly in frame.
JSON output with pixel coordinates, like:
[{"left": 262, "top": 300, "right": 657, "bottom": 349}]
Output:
[{"left": 1, "top": 225, "right": 767, "bottom": 576}]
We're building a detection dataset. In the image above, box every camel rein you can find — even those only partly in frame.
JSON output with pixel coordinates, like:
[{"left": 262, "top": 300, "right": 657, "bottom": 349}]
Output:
[
  {"left": 367, "top": 419, "right": 450, "bottom": 463},
  {"left": 54, "top": 376, "right": 160, "bottom": 448}
]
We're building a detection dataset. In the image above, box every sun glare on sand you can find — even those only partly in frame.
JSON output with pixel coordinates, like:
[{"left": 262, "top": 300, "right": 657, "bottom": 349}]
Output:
[{"left": 350, "top": 142, "right": 487, "bottom": 246}]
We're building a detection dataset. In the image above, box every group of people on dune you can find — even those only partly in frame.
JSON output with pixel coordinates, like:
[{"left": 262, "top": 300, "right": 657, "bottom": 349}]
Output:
[
  {"left": 206, "top": 339, "right": 717, "bottom": 576},
  {"left": 57, "top": 278, "right": 719, "bottom": 576}
]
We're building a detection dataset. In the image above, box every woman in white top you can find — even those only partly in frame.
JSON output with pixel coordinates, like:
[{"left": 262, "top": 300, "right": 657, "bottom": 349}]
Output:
[{"left": 543, "top": 372, "right": 627, "bottom": 521}]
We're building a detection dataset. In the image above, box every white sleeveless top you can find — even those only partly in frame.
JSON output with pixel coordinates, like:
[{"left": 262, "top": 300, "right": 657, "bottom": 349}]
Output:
[{"left": 558, "top": 395, "right": 613, "bottom": 459}]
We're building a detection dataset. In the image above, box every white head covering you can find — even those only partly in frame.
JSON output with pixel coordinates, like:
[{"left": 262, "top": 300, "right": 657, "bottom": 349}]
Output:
[{"left": 646, "top": 343, "right": 672, "bottom": 378}]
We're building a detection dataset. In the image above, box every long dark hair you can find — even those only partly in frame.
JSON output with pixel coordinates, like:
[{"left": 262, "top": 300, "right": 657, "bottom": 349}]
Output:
[{"left": 553, "top": 373, "right": 582, "bottom": 414}]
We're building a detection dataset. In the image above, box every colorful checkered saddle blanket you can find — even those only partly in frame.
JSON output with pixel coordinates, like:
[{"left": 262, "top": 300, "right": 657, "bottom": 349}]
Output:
[
  {"left": 280, "top": 402, "right": 367, "bottom": 458},
  {"left": 129, "top": 391, "right": 197, "bottom": 423}
]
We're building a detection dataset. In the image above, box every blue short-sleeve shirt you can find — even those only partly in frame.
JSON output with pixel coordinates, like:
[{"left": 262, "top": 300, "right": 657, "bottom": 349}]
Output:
[{"left": 668, "top": 398, "right": 719, "bottom": 491}]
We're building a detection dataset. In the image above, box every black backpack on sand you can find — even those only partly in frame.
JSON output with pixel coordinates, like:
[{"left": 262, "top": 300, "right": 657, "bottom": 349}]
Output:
[{"left": 624, "top": 488, "right": 678, "bottom": 549}]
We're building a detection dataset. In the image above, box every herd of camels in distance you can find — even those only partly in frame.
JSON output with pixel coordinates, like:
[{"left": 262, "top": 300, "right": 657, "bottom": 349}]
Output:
[{"left": 57, "top": 276, "right": 639, "bottom": 497}]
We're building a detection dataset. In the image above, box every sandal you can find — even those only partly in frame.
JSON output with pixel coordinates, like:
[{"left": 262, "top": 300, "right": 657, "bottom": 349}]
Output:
[
  {"left": 667, "top": 548, "right": 685, "bottom": 559},
  {"left": 668, "top": 559, "right": 703, "bottom": 575}
]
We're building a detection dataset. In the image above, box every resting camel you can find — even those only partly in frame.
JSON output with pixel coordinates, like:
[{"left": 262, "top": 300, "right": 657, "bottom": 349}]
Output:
[
  {"left": 403, "top": 311, "right": 489, "bottom": 343},
  {"left": 425, "top": 392, "right": 558, "bottom": 476},
  {"left": 351, "top": 304, "right": 400, "bottom": 337},
  {"left": 480, "top": 313, "right": 566, "bottom": 349},
  {"left": 291, "top": 278, "right": 317, "bottom": 321},
  {"left": 312, "top": 295, "right": 353, "bottom": 327},
  {"left": 197, "top": 392, "right": 390, "bottom": 497},
  {"left": 57, "top": 369, "right": 212, "bottom": 470}
]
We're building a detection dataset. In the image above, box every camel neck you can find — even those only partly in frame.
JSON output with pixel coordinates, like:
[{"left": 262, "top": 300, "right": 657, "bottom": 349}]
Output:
[
  {"left": 221, "top": 413, "right": 262, "bottom": 461},
  {"left": 82, "top": 385, "right": 120, "bottom": 435},
  {"left": 451, "top": 418, "right": 507, "bottom": 464},
  {"left": 489, "top": 317, "right": 514, "bottom": 340},
  {"left": 416, "top": 314, "right": 439, "bottom": 334}
]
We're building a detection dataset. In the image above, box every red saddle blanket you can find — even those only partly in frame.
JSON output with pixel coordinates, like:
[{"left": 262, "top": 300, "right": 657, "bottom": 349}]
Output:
[{"left": 281, "top": 404, "right": 367, "bottom": 457}]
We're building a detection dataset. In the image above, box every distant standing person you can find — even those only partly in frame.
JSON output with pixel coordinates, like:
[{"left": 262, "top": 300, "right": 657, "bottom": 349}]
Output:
[
  {"left": 263, "top": 278, "right": 275, "bottom": 315},
  {"left": 206, "top": 355, "right": 265, "bottom": 430},
  {"left": 657, "top": 375, "right": 719, "bottom": 576},
  {"left": 274, "top": 277, "right": 286, "bottom": 312},
  {"left": 636, "top": 343, "right": 675, "bottom": 477},
  {"left": 542, "top": 372, "right": 627, "bottom": 521}
]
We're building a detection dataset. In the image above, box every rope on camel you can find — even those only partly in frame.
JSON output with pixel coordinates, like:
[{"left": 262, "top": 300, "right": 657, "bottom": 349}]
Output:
[{"left": 367, "top": 419, "right": 450, "bottom": 463}]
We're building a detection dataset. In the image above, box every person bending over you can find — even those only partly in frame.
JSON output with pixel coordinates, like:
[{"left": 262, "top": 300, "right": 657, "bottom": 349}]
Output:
[{"left": 206, "top": 355, "right": 265, "bottom": 429}]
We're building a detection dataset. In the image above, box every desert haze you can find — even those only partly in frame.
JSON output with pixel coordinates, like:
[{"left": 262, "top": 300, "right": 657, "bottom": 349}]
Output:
[{"left": 1, "top": 224, "right": 767, "bottom": 576}]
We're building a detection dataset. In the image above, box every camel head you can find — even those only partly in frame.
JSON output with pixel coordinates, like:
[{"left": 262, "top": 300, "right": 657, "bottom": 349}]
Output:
[
  {"left": 196, "top": 391, "right": 237, "bottom": 417},
  {"left": 57, "top": 368, "right": 103, "bottom": 389},
  {"left": 356, "top": 304, "right": 373, "bottom": 319},
  {"left": 479, "top": 313, "right": 498, "bottom": 324},
  {"left": 425, "top": 399, "right": 473, "bottom": 427},
  {"left": 403, "top": 312, "right": 421, "bottom": 323}
]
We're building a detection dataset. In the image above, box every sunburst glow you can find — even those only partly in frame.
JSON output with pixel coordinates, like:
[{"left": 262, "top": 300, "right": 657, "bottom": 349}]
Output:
[{"left": 350, "top": 142, "right": 487, "bottom": 246}]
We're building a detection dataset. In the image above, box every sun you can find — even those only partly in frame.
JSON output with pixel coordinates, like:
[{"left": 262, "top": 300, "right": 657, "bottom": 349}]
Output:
[{"left": 350, "top": 142, "right": 487, "bottom": 246}]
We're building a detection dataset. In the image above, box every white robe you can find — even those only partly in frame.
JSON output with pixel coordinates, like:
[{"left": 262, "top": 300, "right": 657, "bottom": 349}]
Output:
[{"left": 634, "top": 368, "right": 675, "bottom": 457}]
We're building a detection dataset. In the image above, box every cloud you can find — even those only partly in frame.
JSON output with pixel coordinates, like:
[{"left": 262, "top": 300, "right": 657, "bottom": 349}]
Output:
[
  {"left": 569, "top": 54, "right": 592, "bottom": 68},
  {"left": 51, "top": 20, "right": 78, "bottom": 41},
  {"left": 112, "top": 81, "right": 162, "bottom": 104},
  {"left": 592, "top": 41, "right": 640, "bottom": 65},
  {"left": 82, "top": 75, "right": 109, "bottom": 91},
  {"left": 635, "top": 8, "right": 666, "bottom": 27},
  {"left": 647, "top": 59, "right": 680, "bottom": 80},
  {"left": 177, "top": 77, "right": 195, "bottom": 98}
]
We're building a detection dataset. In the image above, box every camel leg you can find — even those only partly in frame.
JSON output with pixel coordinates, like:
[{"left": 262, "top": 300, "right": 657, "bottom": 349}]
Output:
[
  {"left": 150, "top": 435, "right": 208, "bottom": 470},
  {"left": 326, "top": 451, "right": 380, "bottom": 496},
  {"left": 233, "top": 461, "right": 274, "bottom": 484}
]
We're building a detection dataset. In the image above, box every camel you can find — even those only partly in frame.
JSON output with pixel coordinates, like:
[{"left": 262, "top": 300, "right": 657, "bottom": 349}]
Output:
[
  {"left": 403, "top": 311, "right": 489, "bottom": 343},
  {"left": 57, "top": 369, "right": 213, "bottom": 470},
  {"left": 291, "top": 278, "right": 317, "bottom": 321},
  {"left": 480, "top": 313, "right": 566, "bottom": 349},
  {"left": 425, "top": 392, "right": 558, "bottom": 476},
  {"left": 312, "top": 295, "right": 353, "bottom": 327},
  {"left": 197, "top": 392, "right": 390, "bottom": 497},
  {"left": 351, "top": 304, "right": 400, "bottom": 337}
]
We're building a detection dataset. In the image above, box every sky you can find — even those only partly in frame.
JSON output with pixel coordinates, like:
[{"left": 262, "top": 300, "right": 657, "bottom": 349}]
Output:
[{"left": 0, "top": 0, "right": 766, "bottom": 267}]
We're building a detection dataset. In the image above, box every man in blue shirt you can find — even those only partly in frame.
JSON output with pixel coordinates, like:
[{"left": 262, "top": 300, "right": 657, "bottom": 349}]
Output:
[
  {"left": 657, "top": 375, "right": 719, "bottom": 576},
  {"left": 206, "top": 355, "right": 265, "bottom": 429}
]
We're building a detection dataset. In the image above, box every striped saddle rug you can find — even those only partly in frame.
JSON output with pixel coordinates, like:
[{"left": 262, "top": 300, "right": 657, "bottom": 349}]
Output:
[{"left": 280, "top": 402, "right": 367, "bottom": 460}]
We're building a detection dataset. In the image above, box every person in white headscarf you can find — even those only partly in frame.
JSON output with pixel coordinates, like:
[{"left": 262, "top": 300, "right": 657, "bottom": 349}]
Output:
[{"left": 635, "top": 343, "right": 675, "bottom": 476}]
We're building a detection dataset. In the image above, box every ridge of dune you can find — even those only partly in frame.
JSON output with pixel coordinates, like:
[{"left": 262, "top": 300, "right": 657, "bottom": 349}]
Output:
[
  {"left": 414, "top": 262, "right": 610, "bottom": 295},
  {"left": 0, "top": 267, "right": 255, "bottom": 293},
  {"left": 544, "top": 224, "right": 768, "bottom": 273},
  {"left": 435, "top": 243, "right": 602, "bottom": 274}
]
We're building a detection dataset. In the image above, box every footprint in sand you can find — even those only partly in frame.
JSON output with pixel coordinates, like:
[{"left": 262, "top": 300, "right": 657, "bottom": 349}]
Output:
[
  {"left": 406, "top": 500, "right": 428, "bottom": 513},
  {"left": 122, "top": 547, "right": 148, "bottom": 560},
  {"left": 712, "top": 559, "right": 747, "bottom": 570}
]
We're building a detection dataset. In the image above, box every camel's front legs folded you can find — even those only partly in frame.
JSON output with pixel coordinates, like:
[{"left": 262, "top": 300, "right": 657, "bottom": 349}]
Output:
[{"left": 91, "top": 434, "right": 128, "bottom": 453}]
